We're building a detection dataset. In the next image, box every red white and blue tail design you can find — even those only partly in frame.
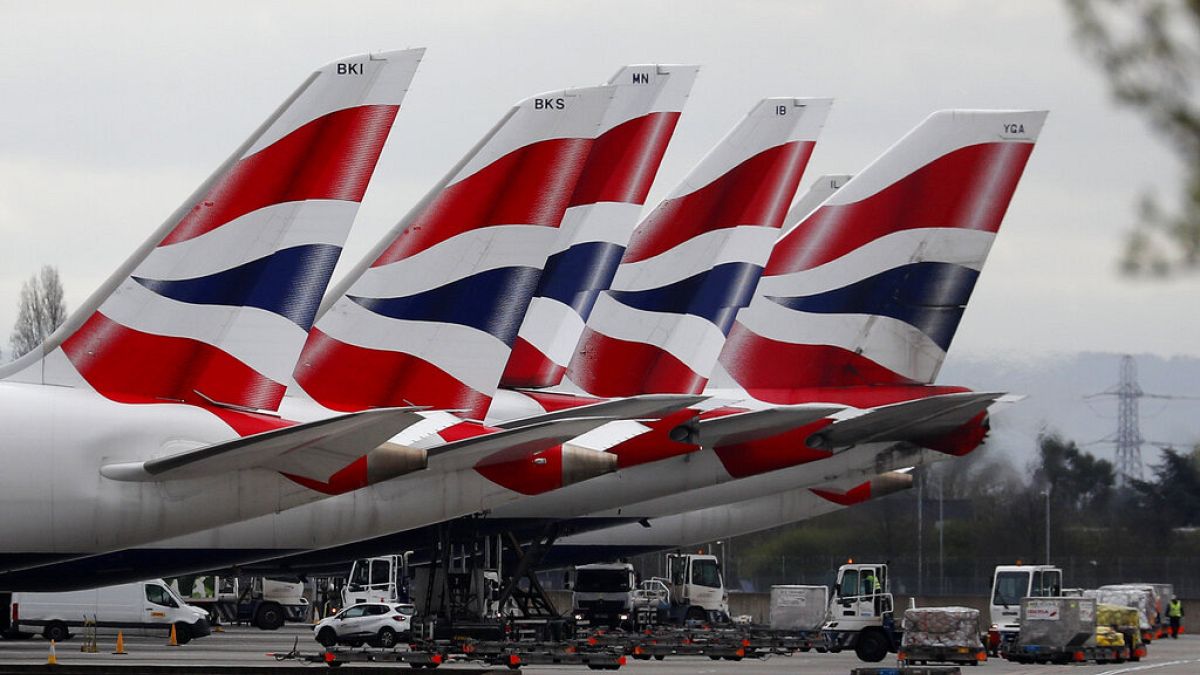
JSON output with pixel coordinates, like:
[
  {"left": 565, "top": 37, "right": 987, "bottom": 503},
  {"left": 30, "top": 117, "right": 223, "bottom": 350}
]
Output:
[
  {"left": 562, "top": 98, "right": 832, "bottom": 397},
  {"left": 500, "top": 65, "right": 698, "bottom": 390},
  {"left": 294, "top": 84, "right": 618, "bottom": 420},
  {"left": 0, "top": 50, "right": 423, "bottom": 414},
  {"left": 719, "top": 110, "right": 1048, "bottom": 400}
]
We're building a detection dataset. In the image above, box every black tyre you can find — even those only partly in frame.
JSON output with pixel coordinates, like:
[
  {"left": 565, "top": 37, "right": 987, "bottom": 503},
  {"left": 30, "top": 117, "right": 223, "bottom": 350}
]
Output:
[
  {"left": 854, "top": 630, "right": 889, "bottom": 663},
  {"left": 42, "top": 621, "right": 69, "bottom": 642},
  {"left": 173, "top": 623, "right": 193, "bottom": 645},
  {"left": 316, "top": 627, "right": 338, "bottom": 648},
  {"left": 376, "top": 626, "right": 398, "bottom": 648},
  {"left": 686, "top": 606, "right": 707, "bottom": 623},
  {"left": 254, "top": 603, "right": 285, "bottom": 630}
]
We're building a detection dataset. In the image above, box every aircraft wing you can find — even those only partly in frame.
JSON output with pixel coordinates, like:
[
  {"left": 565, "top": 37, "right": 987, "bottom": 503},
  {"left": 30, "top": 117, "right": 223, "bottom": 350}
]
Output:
[
  {"left": 700, "top": 405, "right": 843, "bottom": 448},
  {"left": 100, "top": 408, "right": 428, "bottom": 482},
  {"left": 430, "top": 416, "right": 618, "bottom": 464},
  {"left": 492, "top": 393, "right": 707, "bottom": 430},
  {"left": 806, "top": 392, "right": 1006, "bottom": 450}
]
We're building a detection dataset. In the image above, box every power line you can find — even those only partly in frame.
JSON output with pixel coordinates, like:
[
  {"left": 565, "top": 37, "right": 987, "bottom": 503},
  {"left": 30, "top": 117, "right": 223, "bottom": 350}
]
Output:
[{"left": 1084, "top": 355, "right": 1200, "bottom": 487}]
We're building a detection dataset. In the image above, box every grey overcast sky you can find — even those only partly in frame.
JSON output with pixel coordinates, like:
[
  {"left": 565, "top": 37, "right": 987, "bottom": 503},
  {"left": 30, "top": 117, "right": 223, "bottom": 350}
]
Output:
[{"left": 0, "top": 1, "right": 1196, "bottom": 362}]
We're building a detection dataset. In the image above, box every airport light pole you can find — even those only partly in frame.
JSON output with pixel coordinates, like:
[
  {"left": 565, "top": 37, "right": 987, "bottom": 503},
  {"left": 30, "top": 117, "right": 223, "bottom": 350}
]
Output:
[{"left": 1043, "top": 486, "right": 1051, "bottom": 564}]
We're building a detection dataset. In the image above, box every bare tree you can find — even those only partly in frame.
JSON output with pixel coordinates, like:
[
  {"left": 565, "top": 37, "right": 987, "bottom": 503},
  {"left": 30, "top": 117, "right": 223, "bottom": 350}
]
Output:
[
  {"left": 1065, "top": 0, "right": 1200, "bottom": 275},
  {"left": 10, "top": 266, "right": 67, "bottom": 359}
]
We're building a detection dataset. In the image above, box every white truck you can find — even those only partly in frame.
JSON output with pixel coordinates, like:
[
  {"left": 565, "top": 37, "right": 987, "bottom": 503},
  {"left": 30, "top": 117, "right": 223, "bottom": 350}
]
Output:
[
  {"left": 822, "top": 562, "right": 899, "bottom": 663},
  {"left": 989, "top": 564, "right": 1063, "bottom": 648},
  {"left": 167, "top": 575, "right": 308, "bottom": 629},
  {"left": 569, "top": 563, "right": 637, "bottom": 628},
  {"left": 661, "top": 553, "right": 729, "bottom": 623},
  {"left": 342, "top": 555, "right": 409, "bottom": 606},
  {"left": 4, "top": 579, "right": 210, "bottom": 644}
]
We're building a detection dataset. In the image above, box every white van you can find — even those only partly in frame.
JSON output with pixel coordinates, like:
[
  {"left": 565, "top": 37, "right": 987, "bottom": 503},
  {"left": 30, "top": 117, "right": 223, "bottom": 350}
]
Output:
[{"left": 7, "top": 579, "right": 210, "bottom": 643}]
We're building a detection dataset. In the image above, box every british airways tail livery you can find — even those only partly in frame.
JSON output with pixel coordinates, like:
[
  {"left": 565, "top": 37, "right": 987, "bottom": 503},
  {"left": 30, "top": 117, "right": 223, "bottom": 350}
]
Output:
[
  {"left": 719, "top": 110, "right": 1048, "bottom": 400},
  {"left": 563, "top": 98, "right": 832, "bottom": 398},
  {"left": 294, "top": 83, "right": 620, "bottom": 421},
  {"left": 0, "top": 51, "right": 438, "bottom": 565},
  {"left": 1, "top": 50, "right": 424, "bottom": 419},
  {"left": 501, "top": 65, "right": 699, "bottom": 390}
]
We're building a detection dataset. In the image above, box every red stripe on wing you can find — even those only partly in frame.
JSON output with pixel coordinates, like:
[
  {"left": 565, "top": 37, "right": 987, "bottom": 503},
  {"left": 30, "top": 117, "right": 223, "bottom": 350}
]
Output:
[
  {"left": 295, "top": 328, "right": 491, "bottom": 419},
  {"left": 811, "top": 480, "right": 872, "bottom": 506},
  {"left": 622, "top": 141, "right": 814, "bottom": 263},
  {"left": 161, "top": 105, "right": 400, "bottom": 246},
  {"left": 766, "top": 142, "right": 1034, "bottom": 274},
  {"left": 719, "top": 322, "right": 917, "bottom": 396},
  {"left": 61, "top": 312, "right": 286, "bottom": 411},
  {"left": 569, "top": 328, "right": 706, "bottom": 397},
  {"left": 712, "top": 419, "right": 833, "bottom": 479}
]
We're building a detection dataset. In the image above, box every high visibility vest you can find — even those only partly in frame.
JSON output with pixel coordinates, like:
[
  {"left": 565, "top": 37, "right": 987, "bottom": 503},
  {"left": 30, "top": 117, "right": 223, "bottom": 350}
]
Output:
[{"left": 1169, "top": 600, "right": 1183, "bottom": 618}]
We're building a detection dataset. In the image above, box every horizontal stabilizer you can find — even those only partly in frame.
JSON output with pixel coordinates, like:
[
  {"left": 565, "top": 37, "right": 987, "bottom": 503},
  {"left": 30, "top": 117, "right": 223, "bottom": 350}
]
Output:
[
  {"left": 100, "top": 407, "right": 428, "bottom": 482},
  {"left": 700, "top": 405, "right": 842, "bottom": 448},
  {"left": 431, "top": 416, "right": 618, "bottom": 465},
  {"left": 806, "top": 392, "right": 1005, "bottom": 450},
  {"left": 493, "top": 393, "right": 707, "bottom": 430}
]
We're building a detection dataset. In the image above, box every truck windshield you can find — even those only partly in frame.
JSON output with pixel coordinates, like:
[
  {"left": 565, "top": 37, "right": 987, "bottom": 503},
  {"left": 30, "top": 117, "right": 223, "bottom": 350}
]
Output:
[
  {"left": 349, "top": 560, "right": 370, "bottom": 588},
  {"left": 993, "top": 571, "right": 1029, "bottom": 606},
  {"left": 576, "top": 570, "right": 631, "bottom": 592},
  {"left": 690, "top": 559, "right": 722, "bottom": 588},
  {"left": 839, "top": 569, "right": 860, "bottom": 598}
]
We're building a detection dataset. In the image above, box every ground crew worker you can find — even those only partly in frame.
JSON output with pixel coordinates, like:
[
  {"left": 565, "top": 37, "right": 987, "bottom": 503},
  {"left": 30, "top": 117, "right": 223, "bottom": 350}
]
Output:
[
  {"left": 862, "top": 570, "right": 882, "bottom": 615},
  {"left": 1168, "top": 597, "right": 1184, "bottom": 638}
]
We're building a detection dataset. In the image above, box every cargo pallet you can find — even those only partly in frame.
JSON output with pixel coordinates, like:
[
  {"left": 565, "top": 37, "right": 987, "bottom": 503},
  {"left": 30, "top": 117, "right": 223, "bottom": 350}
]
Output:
[
  {"left": 898, "top": 644, "right": 987, "bottom": 666},
  {"left": 1003, "top": 643, "right": 1130, "bottom": 665}
]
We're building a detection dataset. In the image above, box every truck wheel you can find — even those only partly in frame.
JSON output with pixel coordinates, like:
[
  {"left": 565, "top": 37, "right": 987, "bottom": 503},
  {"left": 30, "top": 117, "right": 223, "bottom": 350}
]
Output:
[
  {"left": 854, "top": 630, "right": 889, "bottom": 663},
  {"left": 173, "top": 623, "right": 193, "bottom": 645},
  {"left": 254, "top": 602, "right": 285, "bottom": 630},
  {"left": 42, "top": 621, "right": 70, "bottom": 642},
  {"left": 686, "top": 606, "right": 706, "bottom": 623},
  {"left": 376, "top": 626, "right": 398, "bottom": 648}
]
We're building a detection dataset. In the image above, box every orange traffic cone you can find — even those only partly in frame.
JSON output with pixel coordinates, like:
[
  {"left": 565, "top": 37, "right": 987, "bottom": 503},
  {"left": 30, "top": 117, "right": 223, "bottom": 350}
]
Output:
[
  {"left": 167, "top": 623, "right": 179, "bottom": 647},
  {"left": 47, "top": 639, "right": 58, "bottom": 665},
  {"left": 113, "top": 631, "right": 127, "bottom": 655}
]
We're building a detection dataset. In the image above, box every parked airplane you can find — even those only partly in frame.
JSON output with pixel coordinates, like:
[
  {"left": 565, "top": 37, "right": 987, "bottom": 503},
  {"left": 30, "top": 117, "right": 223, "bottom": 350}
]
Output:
[
  {"left": 0, "top": 65, "right": 702, "bottom": 590},
  {"left": 254, "top": 108, "right": 1047, "bottom": 573},
  {"left": 0, "top": 50, "right": 431, "bottom": 571}
]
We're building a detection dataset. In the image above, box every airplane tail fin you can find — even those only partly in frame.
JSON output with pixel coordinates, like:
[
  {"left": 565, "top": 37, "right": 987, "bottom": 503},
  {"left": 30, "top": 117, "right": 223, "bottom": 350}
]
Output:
[
  {"left": 564, "top": 98, "right": 833, "bottom": 397},
  {"left": 720, "top": 110, "right": 1048, "bottom": 398},
  {"left": 501, "top": 65, "right": 699, "bottom": 389},
  {"left": 294, "top": 82, "right": 618, "bottom": 420},
  {"left": 0, "top": 49, "right": 424, "bottom": 415}
]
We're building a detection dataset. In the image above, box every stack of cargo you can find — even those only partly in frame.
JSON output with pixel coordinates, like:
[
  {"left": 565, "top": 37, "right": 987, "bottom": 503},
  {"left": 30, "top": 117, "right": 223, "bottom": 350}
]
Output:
[
  {"left": 1086, "top": 588, "right": 1153, "bottom": 633},
  {"left": 768, "top": 585, "right": 828, "bottom": 633},
  {"left": 898, "top": 606, "right": 985, "bottom": 666},
  {"left": 1097, "top": 603, "right": 1144, "bottom": 660}
]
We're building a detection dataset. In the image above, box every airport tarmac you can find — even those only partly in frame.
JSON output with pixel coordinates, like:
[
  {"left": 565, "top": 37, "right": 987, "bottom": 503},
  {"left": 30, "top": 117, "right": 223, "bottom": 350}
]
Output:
[{"left": 1, "top": 625, "right": 1199, "bottom": 674}]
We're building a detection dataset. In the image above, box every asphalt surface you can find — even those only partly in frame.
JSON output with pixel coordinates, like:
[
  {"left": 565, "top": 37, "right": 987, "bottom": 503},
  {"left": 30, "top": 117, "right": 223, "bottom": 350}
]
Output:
[{"left": 0, "top": 625, "right": 1198, "bottom": 674}]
